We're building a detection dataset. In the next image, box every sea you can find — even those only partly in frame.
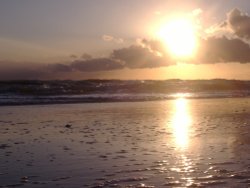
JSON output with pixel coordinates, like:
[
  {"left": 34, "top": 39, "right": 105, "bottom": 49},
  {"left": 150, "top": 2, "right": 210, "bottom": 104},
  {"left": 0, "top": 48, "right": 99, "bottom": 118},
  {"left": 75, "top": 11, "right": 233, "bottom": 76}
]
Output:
[
  {"left": 0, "top": 79, "right": 249, "bottom": 105},
  {"left": 1, "top": 80, "right": 250, "bottom": 187}
]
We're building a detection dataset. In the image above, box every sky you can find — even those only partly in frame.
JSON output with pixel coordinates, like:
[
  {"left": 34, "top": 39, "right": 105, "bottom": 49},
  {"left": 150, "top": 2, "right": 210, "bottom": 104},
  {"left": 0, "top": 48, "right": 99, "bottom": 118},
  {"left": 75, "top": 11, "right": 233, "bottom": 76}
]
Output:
[{"left": 0, "top": 0, "right": 250, "bottom": 80}]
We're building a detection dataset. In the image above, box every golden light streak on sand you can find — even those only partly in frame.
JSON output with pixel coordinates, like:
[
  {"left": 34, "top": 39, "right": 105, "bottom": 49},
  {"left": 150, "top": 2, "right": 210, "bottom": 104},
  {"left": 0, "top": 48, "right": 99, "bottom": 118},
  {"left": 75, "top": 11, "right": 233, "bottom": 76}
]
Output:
[{"left": 171, "top": 97, "right": 191, "bottom": 149}]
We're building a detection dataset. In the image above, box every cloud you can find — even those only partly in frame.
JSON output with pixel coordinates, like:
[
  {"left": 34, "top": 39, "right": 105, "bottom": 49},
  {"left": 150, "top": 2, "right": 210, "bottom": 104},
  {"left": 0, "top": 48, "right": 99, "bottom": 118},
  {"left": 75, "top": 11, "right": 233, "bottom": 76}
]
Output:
[
  {"left": 0, "top": 41, "right": 173, "bottom": 79},
  {"left": 69, "top": 53, "right": 93, "bottom": 60},
  {"left": 70, "top": 54, "right": 78, "bottom": 59},
  {"left": 102, "top": 34, "right": 124, "bottom": 44},
  {"left": 47, "top": 63, "right": 72, "bottom": 72},
  {"left": 3, "top": 11, "right": 250, "bottom": 81},
  {"left": 189, "top": 8, "right": 250, "bottom": 64},
  {"left": 192, "top": 8, "right": 203, "bottom": 16},
  {"left": 111, "top": 44, "right": 174, "bottom": 69},
  {"left": 2, "top": 34, "right": 250, "bottom": 80},
  {"left": 225, "top": 8, "right": 250, "bottom": 39},
  {"left": 140, "top": 39, "right": 165, "bottom": 53},
  {"left": 65, "top": 40, "right": 173, "bottom": 72},
  {"left": 196, "top": 36, "right": 250, "bottom": 63},
  {"left": 134, "top": 36, "right": 250, "bottom": 65},
  {"left": 41, "top": 36, "right": 250, "bottom": 71},
  {"left": 0, "top": 69, "right": 46, "bottom": 80},
  {"left": 81, "top": 53, "right": 92, "bottom": 60},
  {"left": 205, "top": 23, "right": 226, "bottom": 36},
  {"left": 0, "top": 62, "right": 47, "bottom": 80},
  {"left": 102, "top": 35, "right": 113, "bottom": 41},
  {"left": 71, "top": 58, "right": 124, "bottom": 72}
]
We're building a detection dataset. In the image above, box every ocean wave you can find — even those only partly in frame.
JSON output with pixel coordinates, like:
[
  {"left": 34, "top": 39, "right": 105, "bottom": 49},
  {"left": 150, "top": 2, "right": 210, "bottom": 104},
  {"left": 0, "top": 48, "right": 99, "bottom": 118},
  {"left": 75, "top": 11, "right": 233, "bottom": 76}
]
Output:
[{"left": 0, "top": 80, "right": 249, "bottom": 105}]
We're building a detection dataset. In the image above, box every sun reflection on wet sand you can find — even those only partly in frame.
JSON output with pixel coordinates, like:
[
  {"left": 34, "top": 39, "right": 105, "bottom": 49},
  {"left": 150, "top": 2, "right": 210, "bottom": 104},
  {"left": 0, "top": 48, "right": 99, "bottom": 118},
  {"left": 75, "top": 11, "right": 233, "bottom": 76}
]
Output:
[
  {"left": 169, "top": 99, "right": 195, "bottom": 186},
  {"left": 171, "top": 97, "right": 191, "bottom": 149}
]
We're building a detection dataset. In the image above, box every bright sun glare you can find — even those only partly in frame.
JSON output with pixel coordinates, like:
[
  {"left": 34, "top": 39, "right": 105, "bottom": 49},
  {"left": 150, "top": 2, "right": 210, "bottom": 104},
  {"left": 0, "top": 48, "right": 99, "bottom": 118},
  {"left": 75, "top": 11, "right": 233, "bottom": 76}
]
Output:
[{"left": 158, "top": 17, "right": 198, "bottom": 59}]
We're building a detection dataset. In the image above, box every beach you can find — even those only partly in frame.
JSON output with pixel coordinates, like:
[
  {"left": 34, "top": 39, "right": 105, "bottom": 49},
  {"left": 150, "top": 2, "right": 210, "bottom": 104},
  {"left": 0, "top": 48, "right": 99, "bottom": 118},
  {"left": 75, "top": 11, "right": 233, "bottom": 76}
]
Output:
[{"left": 0, "top": 98, "right": 250, "bottom": 187}]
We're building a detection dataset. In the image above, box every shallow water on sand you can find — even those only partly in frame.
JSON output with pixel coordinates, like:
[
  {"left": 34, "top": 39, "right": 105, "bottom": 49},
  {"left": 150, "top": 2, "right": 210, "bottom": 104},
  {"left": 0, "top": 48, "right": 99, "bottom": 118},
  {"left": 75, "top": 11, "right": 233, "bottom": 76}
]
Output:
[{"left": 0, "top": 98, "right": 250, "bottom": 187}]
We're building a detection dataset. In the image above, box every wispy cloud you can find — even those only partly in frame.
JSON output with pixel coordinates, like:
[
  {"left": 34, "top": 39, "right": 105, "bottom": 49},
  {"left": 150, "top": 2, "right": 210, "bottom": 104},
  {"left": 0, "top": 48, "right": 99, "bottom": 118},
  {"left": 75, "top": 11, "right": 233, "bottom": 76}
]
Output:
[
  {"left": 191, "top": 8, "right": 203, "bottom": 16},
  {"left": 102, "top": 35, "right": 124, "bottom": 44}
]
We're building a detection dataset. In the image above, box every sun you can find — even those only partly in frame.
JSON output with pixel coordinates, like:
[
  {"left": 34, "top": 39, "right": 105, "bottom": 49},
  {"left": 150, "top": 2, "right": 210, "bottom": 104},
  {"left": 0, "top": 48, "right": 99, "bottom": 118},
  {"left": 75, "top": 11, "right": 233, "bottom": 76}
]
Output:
[{"left": 158, "top": 17, "right": 198, "bottom": 59}]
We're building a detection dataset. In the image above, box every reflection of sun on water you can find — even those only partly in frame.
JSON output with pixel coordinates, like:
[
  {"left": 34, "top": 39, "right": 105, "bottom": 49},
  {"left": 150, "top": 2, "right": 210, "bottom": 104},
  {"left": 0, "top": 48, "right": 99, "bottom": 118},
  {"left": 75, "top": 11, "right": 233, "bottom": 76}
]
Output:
[{"left": 172, "top": 97, "right": 191, "bottom": 149}]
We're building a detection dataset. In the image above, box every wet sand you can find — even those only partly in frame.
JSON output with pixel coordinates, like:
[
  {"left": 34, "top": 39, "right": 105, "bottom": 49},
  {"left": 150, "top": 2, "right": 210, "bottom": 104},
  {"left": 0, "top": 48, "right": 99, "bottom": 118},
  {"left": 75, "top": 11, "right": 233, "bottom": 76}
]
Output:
[{"left": 0, "top": 98, "right": 250, "bottom": 187}]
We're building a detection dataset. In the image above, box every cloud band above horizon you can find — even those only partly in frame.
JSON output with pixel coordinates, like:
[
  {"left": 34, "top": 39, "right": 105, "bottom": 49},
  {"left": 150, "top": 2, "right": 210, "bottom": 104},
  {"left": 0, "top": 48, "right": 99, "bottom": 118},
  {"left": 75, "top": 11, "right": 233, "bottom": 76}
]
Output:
[{"left": 1, "top": 8, "right": 250, "bottom": 80}]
